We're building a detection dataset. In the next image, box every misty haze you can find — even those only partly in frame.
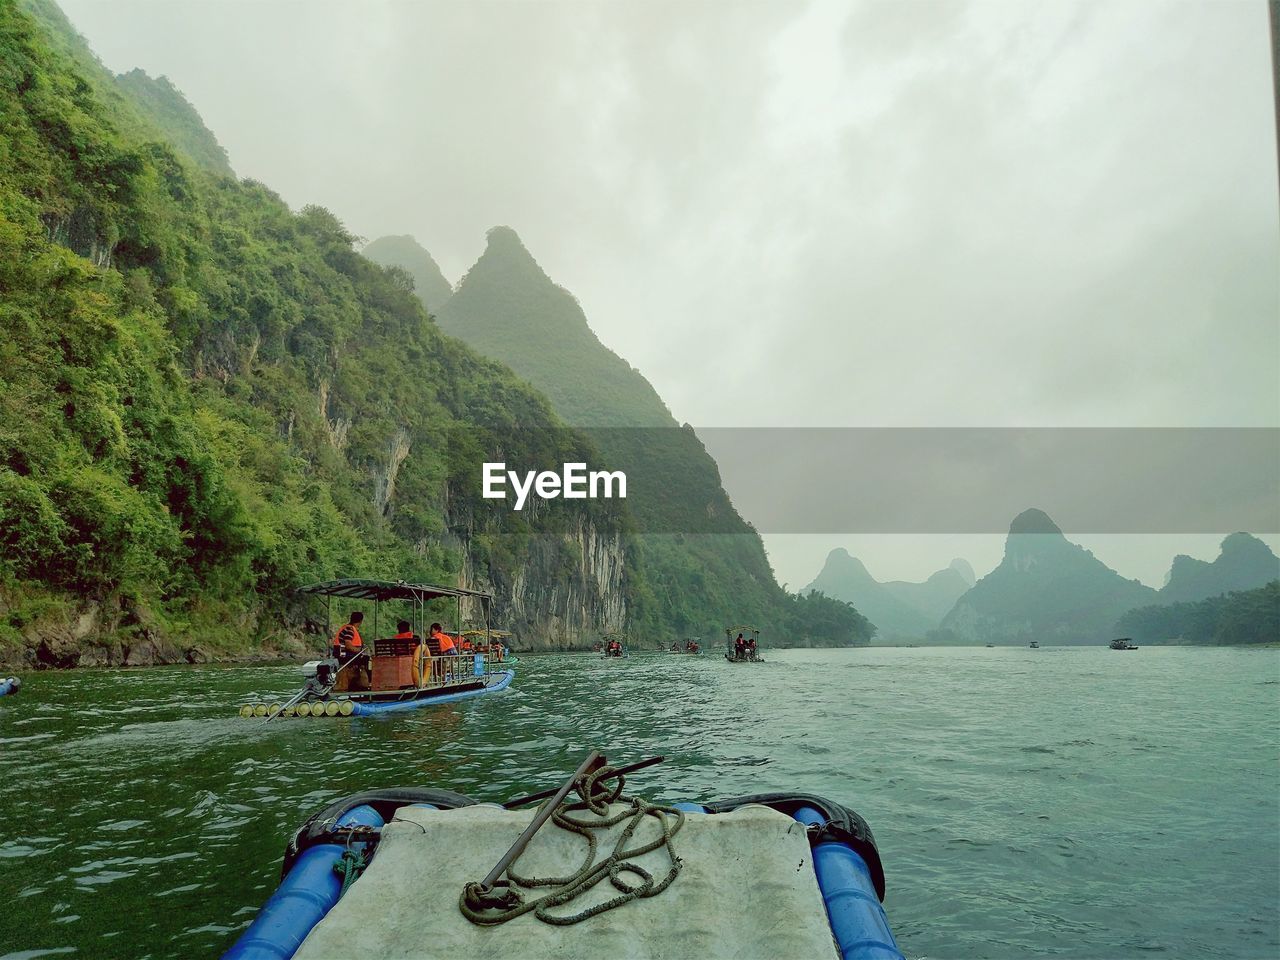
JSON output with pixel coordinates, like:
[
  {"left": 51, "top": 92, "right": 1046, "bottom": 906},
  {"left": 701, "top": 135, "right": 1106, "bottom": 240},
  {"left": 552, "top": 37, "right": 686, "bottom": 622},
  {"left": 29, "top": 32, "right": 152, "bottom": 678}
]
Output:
[{"left": 0, "top": 2, "right": 1277, "bottom": 959}]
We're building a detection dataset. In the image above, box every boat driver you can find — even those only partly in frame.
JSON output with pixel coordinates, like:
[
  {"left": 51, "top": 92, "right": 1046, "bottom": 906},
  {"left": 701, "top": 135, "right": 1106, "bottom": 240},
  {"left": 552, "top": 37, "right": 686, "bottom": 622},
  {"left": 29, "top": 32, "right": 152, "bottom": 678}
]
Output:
[
  {"left": 333, "top": 611, "right": 369, "bottom": 689},
  {"left": 333, "top": 611, "right": 364, "bottom": 659}
]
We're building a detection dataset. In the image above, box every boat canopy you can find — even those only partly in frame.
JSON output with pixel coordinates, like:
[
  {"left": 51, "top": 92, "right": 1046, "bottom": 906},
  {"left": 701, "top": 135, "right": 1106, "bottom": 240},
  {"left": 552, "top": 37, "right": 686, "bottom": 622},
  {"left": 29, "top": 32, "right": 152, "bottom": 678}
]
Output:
[{"left": 297, "top": 579, "right": 493, "bottom": 603}]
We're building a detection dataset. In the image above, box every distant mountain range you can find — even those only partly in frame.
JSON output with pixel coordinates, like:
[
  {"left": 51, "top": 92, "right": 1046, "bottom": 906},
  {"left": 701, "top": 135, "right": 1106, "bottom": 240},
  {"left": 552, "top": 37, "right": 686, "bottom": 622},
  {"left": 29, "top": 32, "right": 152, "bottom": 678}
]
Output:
[
  {"left": 803, "top": 552, "right": 974, "bottom": 640},
  {"left": 929, "top": 511, "right": 1279, "bottom": 645},
  {"left": 937, "top": 509, "right": 1157, "bottom": 644},
  {"left": 1159, "top": 532, "right": 1279, "bottom": 603}
]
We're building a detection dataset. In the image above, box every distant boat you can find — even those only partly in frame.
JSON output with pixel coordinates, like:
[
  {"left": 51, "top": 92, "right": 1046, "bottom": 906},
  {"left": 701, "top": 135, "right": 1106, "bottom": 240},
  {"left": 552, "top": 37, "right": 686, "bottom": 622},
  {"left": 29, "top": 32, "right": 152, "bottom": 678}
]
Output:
[
  {"left": 1029, "top": 641, "right": 1040, "bottom": 649},
  {"left": 724, "top": 625, "right": 764, "bottom": 663},
  {"left": 985, "top": 643, "right": 995, "bottom": 648},
  {"left": 1109, "top": 638, "right": 1138, "bottom": 650},
  {"left": 601, "top": 632, "right": 627, "bottom": 658}
]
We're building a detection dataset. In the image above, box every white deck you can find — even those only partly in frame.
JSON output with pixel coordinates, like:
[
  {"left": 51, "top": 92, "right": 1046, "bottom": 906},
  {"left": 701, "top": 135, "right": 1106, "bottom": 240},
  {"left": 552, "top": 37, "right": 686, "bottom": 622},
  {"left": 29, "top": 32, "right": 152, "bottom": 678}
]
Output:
[{"left": 294, "top": 802, "right": 839, "bottom": 960}]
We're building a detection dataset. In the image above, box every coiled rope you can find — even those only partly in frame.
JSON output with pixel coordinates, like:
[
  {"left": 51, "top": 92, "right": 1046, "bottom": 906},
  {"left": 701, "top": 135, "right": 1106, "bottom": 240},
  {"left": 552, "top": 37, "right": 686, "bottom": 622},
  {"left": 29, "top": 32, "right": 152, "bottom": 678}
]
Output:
[
  {"left": 333, "top": 842, "right": 368, "bottom": 899},
  {"left": 460, "top": 764, "right": 685, "bottom": 926}
]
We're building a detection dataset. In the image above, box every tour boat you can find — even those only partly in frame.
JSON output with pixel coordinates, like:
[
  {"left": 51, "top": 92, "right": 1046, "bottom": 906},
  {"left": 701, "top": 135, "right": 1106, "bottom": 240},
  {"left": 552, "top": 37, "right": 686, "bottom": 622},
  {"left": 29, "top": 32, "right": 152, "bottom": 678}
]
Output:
[
  {"left": 237, "top": 579, "right": 514, "bottom": 719},
  {"left": 600, "top": 632, "right": 627, "bottom": 658},
  {"left": 1109, "top": 637, "right": 1139, "bottom": 650},
  {"left": 220, "top": 752, "right": 904, "bottom": 960},
  {"left": 724, "top": 625, "right": 763, "bottom": 663},
  {"left": 461, "top": 629, "right": 520, "bottom": 665}
]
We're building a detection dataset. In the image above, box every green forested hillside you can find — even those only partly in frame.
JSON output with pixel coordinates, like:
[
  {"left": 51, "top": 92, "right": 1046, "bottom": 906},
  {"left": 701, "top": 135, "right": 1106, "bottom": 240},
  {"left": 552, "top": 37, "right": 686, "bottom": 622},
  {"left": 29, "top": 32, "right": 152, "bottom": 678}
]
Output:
[
  {"left": 114, "top": 68, "right": 233, "bottom": 177},
  {"left": 430, "top": 227, "right": 872, "bottom": 645},
  {"left": 362, "top": 235, "right": 453, "bottom": 314},
  {"left": 440, "top": 226, "right": 680, "bottom": 427},
  {"left": 1117, "top": 581, "right": 1280, "bottom": 644},
  {"left": 0, "top": 1, "right": 627, "bottom": 666}
]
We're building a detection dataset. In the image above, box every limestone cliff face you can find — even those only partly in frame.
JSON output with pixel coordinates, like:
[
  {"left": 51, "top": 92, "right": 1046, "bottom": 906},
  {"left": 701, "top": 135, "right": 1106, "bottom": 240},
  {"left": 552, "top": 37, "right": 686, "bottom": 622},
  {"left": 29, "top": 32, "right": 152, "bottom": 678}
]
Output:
[
  {"left": 463, "top": 522, "right": 627, "bottom": 650},
  {"left": 449, "top": 512, "right": 628, "bottom": 651}
]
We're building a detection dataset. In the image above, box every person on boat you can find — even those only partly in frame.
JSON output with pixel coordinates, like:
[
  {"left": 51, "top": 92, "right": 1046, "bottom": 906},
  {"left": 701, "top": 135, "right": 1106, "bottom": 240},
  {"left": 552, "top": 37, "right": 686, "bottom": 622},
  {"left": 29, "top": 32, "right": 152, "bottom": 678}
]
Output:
[
  {"left": 430, "top": 623, "right": 456, "bottom": 681},
  {"left": 332, "top": 612, "right": 364, "bottom": 658},
  {"left": 434, "top": 625, "right": 457, "bottom": 655},
  {"left": 734, "top": 633, "right": 745, "bottom": 660},
  {"left": 747, "top": 637, "right": 757, "bottom": 660},
  {"left": 460, "top": 634, "right": 473, "bottom": 653},
  {"left": 331, "top": 612, "right": 369, "bottom": 689}
]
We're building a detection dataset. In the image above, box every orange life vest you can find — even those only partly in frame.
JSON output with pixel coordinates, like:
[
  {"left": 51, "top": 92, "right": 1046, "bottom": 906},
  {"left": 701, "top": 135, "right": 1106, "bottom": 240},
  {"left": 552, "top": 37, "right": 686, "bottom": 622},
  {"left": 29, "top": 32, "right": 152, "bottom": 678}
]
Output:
[
  {"left": 433, "top": 629, "right": 456, "bottom": 654},
  {"left": 334, "top": 623, "right": 363, "bottom": 651}
]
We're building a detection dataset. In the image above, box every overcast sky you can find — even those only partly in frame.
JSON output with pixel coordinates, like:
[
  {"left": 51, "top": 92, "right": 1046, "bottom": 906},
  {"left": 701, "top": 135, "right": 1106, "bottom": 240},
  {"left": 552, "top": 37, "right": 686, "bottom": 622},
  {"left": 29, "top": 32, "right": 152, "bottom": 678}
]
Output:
[{"left": 59, "top": 0, "right": 1279, "bottom": 587}]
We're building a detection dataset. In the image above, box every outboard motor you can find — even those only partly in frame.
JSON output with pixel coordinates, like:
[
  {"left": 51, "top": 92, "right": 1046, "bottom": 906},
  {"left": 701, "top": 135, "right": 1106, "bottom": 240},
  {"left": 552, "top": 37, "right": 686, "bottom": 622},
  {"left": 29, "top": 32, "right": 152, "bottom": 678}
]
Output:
[{"left": 300, "top": 659, "right": 338, "bottom": 693}]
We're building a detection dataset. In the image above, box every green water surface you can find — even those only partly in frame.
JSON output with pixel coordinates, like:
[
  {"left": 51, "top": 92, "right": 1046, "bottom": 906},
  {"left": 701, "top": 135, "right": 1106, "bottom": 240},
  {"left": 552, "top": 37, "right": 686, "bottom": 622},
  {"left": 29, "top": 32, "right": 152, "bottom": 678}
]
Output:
[{"left": 1, "top": 646, "right": 1277, "bottom": 959}]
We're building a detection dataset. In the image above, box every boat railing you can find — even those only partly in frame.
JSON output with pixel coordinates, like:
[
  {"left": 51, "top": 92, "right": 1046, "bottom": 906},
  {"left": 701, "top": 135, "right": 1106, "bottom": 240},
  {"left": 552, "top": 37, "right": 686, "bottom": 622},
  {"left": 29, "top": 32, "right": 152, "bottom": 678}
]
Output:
[{"left": 417, "top": 652, "right": 494, "bottom": 688}]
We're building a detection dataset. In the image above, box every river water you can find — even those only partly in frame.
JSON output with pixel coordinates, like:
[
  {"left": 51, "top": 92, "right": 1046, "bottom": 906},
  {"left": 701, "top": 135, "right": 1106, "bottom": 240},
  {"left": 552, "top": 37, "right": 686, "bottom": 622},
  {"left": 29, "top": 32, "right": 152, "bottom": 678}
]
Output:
[{"left": 1, "top": 646, "right": 1277, "bottom": 960}]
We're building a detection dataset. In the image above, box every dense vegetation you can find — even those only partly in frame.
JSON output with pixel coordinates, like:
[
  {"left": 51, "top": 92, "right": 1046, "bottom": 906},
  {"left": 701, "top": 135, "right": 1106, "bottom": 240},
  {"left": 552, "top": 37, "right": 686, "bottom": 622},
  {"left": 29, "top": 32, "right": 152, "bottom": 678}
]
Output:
[
  {"left": 361, "top": 235, "right": 453, "bottom": 314},
  {"left": 112, "top": 68, "right": 233, "bottom": 177},
  {"left": 1116, "top": 581, "right": 1279, "bottom": 645},
  {"left": 0, "top": 0, "right": 870, "bottom": 665},
  {"left": 0, "top": 1, "right": 625, "bottom": 664}
]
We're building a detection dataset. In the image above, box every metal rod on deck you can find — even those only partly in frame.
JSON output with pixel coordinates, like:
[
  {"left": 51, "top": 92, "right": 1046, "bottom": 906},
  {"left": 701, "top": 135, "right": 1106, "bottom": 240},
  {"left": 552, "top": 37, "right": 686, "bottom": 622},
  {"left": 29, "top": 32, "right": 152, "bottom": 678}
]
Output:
[
  {"left": 502, "top": 754, "right": 665, "bottom": 809},
  {"left": 479, "top": 750, "right": 605, "bottom": 892}
]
